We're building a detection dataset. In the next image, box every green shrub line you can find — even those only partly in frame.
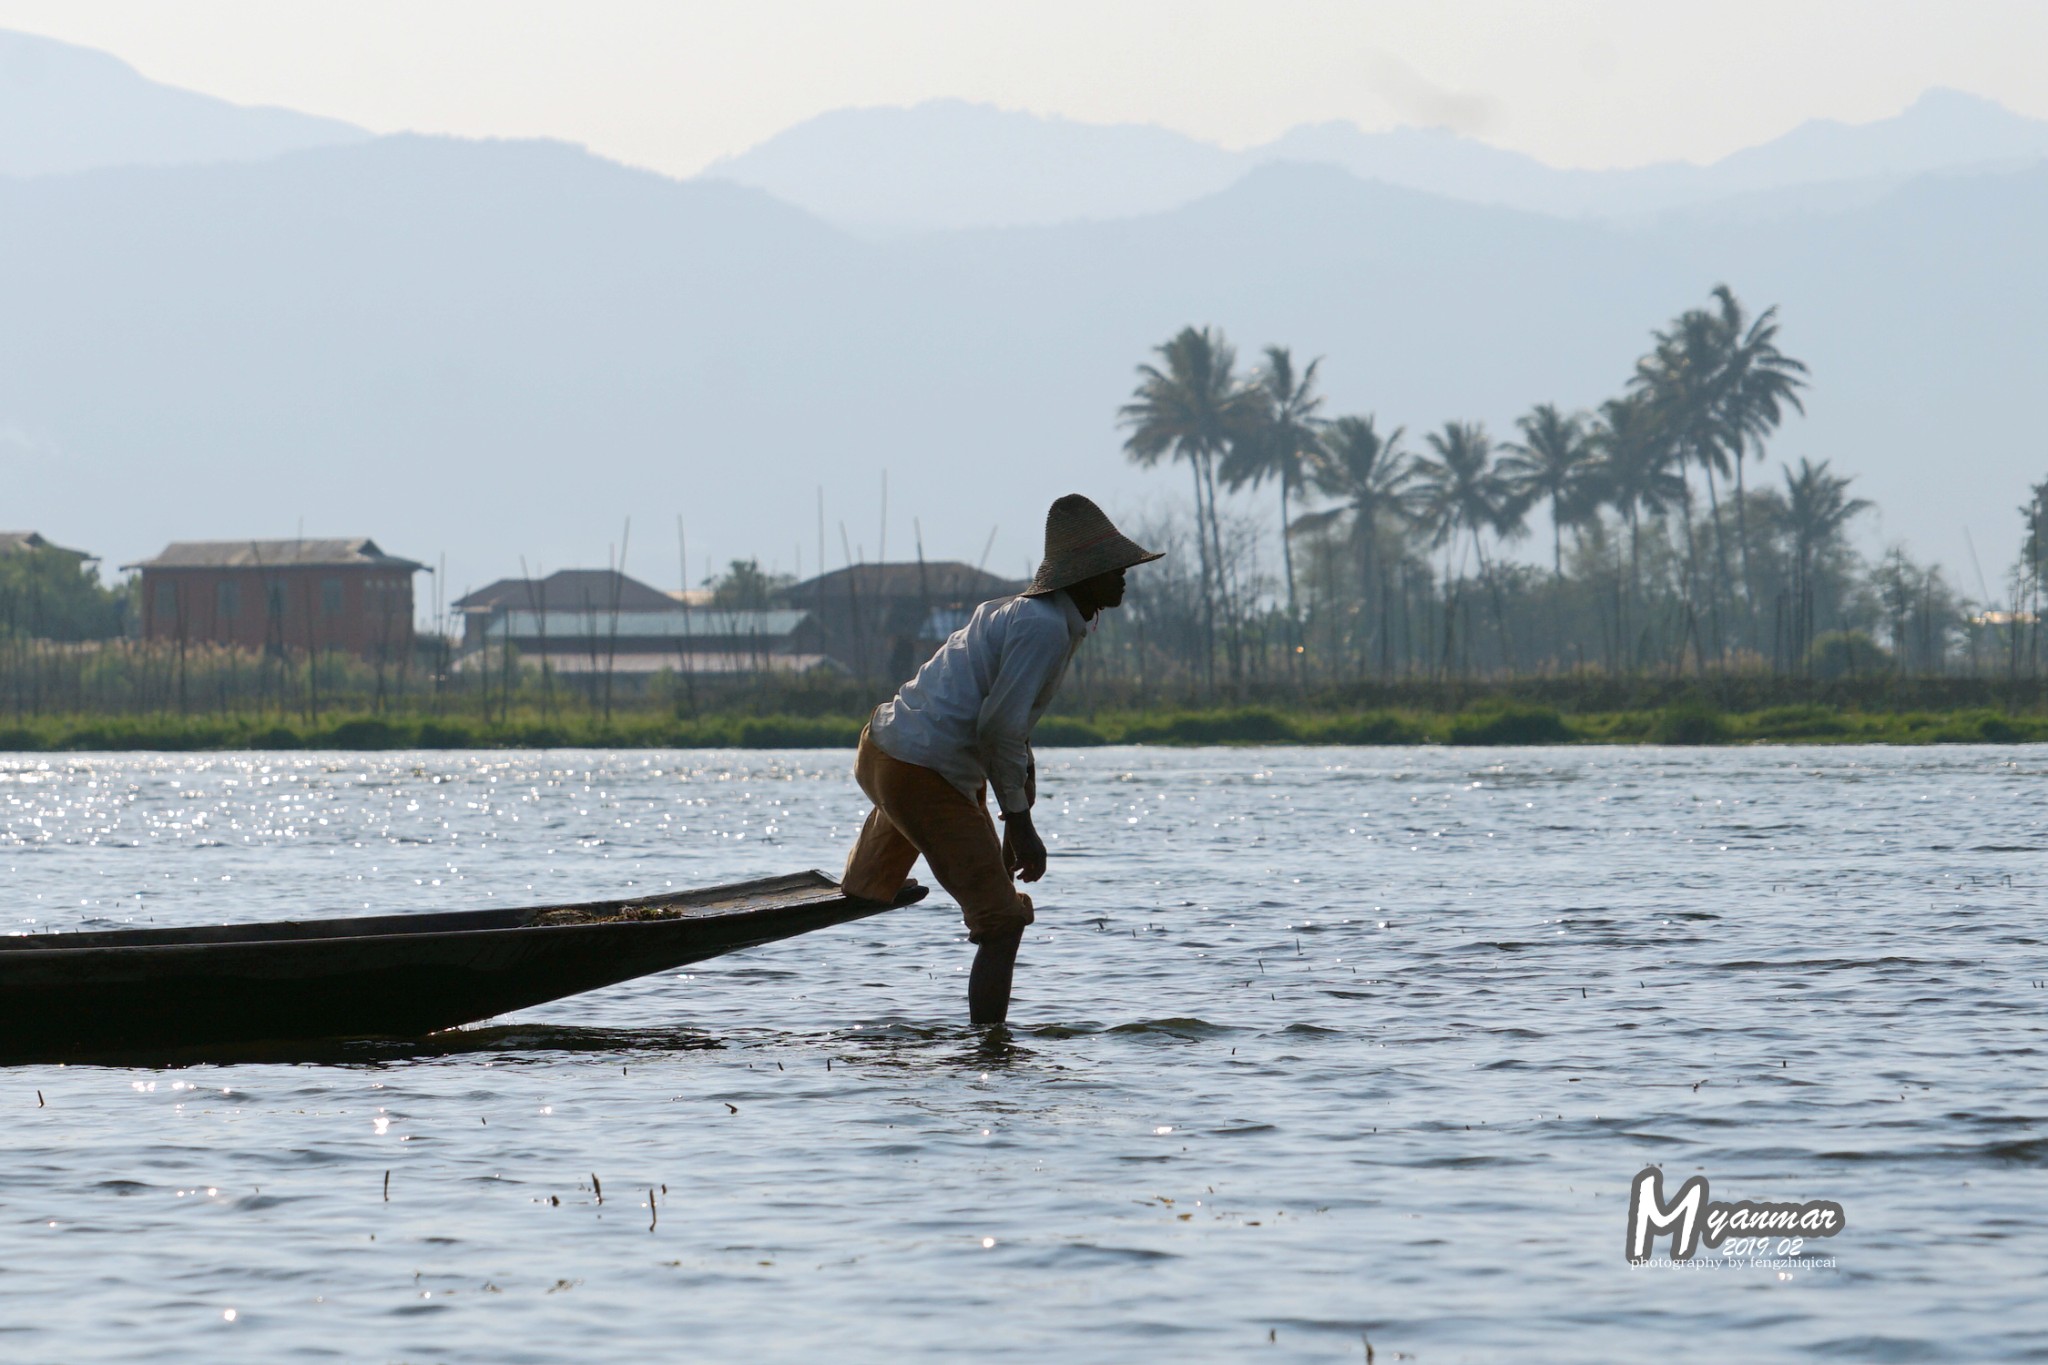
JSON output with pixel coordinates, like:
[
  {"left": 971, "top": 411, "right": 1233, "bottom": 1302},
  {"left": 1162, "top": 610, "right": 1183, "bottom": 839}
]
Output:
[{"left": 2, "top": 701, "right": 2046, "bottom": 752}]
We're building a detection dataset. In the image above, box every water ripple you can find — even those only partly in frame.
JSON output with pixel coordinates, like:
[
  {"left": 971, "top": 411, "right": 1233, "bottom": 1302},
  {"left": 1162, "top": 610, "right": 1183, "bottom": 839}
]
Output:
[{"left": 0, "top": 744, "right": 2044, "bottom": 1359}]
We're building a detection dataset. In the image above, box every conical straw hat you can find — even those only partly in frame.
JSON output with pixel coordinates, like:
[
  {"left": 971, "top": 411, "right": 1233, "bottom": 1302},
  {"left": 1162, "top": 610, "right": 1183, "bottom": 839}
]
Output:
[{"left": 1020, "top": 494, "right": 1163, "bottom": 597}]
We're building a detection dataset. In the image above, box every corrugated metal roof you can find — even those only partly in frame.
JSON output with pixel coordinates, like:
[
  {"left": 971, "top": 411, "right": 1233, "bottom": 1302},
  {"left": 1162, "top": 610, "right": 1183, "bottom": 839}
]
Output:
[
  {"left": 783, "top": 561, "right": 1021, "bottom": 602},
  {"left": 485, "top": 609, "right": 810, "bottom": 639},
  {"left": 454, "top": 569, "right": 680, "bottom": 614},
  {"left": 0, "top": 531, "right": 92, "bottom": 559},
  {"left": 453, "top": 651, "right": 836, "bottom": 676},
  {"left": 124, "top": 538, "right": 426, "bottom": 571}
]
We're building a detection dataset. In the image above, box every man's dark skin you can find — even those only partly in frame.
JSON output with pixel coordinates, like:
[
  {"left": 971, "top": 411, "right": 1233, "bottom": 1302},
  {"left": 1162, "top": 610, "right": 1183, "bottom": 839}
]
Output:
[{"left": 971, "top": 564, "right": 1127, "bottom": 1027}]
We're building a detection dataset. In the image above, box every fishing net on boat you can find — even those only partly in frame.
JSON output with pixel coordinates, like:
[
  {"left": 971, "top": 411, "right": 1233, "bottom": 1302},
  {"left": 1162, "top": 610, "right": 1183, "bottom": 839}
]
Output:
[{"left": 530, "top": 904, "right": 683, "bottom": 927}]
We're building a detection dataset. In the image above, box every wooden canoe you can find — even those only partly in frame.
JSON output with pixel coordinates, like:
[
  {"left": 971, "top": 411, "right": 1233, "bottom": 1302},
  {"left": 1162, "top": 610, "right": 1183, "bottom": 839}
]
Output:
[{"left": 0, "top": 870, "right": 924, "bottom": 1063}]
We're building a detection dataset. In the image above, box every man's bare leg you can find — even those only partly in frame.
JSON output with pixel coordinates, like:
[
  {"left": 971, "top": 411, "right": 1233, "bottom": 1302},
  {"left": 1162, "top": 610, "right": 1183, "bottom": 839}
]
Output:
[{"left": 968, "top": 927, "right": 1024, "bottom": 1026}]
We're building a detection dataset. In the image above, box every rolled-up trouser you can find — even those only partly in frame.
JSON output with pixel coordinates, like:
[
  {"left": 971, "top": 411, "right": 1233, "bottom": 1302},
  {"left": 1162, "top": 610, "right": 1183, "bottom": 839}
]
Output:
[{"left": 841, "top": 724, "right": 1035, "bottom": 943}]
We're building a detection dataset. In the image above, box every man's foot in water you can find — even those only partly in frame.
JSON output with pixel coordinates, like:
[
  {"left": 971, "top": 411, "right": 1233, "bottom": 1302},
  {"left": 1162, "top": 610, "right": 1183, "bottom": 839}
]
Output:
[{"left": 968, "top": 925, "right": 1023, "bottom": 1025}]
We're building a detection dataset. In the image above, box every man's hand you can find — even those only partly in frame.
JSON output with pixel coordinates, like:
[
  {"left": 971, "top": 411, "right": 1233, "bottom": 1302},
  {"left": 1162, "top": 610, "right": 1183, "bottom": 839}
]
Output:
[{"left": 1001, "top": 810, "right": 1048, "bottom": 883}]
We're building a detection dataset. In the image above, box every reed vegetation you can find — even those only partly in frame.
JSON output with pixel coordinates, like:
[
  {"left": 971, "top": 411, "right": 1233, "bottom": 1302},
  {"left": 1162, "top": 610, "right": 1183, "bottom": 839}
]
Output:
[{"left": 3, "top": 688, "right": 2045, "bottom": 752}]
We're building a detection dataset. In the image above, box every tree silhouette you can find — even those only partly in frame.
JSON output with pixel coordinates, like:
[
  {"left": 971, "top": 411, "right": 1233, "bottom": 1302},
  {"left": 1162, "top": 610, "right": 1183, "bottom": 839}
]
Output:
[
  {"left": 1632, "top": 307, "right": 1731, "bottom": 648},
  {"left": 1591, "top": 392, "right": 1684, "bottom": 666},
  {"left": 1120, "top": 326, "right": 1262, "bottom": 687},
  {"left": 1413, "top": 421, "right": 1516, "bottom": 572},
  {"left": 1500, "top": 403, "right": 1599, "bottom": 580},
  {"left": 1412, "top": 421, "right": 1525, "bottom": 672},
  {"left": 1223, "top": 345, "right": 1326, "bottom": 660},
  {"left": 1710, "top": 284, "right": 1809, "bottom": 634},
  {"left": 1291, "top": 414, "right": 1413, "bottom": 668},
  {"left": 1782, "top": 457, "right": 1871, "bottom": 666}
]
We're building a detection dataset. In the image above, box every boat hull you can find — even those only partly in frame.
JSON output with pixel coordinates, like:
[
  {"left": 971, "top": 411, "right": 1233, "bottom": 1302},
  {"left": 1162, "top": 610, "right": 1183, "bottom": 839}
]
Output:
[{"left": 0, "top": 871, "right": 923, "bottom": 1062}]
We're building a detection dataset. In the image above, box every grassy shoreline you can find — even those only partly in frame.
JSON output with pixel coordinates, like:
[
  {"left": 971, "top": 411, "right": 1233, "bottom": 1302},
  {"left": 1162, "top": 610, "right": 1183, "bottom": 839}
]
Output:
[{"left": 1, "top": 701, "right": 2045, "bottom": 752}]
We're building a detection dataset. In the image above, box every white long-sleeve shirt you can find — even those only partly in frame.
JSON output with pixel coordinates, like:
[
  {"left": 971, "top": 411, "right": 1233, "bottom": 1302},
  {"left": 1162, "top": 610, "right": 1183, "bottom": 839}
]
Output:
[{"left": 868, "top": 590, "right": 1088, "bottom": 815}]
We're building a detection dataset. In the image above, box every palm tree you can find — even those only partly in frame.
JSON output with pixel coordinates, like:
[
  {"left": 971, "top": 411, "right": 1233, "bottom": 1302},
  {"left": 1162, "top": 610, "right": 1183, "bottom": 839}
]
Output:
[
  {"left": 1591, "top": 393, "right": 1684, "bottom": 667},
  {"left": 1412, "top": 421, "right": 1524, "bottom": 671},
  {"left": 1221, "top": 345, "right": 1326, "bottom": 656},
  {"left": 1709, "top": 285, "right": 1809, "bottom": 632},
  {"left": 1633, "top": 307, "right": 1733, "bottom": 651},
  {"left": 1782, "top": 457, "right": 1871, "bottom": 663},
  {"left": 1412, "top": 421, "right": 1513, "bottom": 571},
  {"left": 2019, "top": 479, "right": 2048, "bottom": 673},
  {"left": 1290, "top": 414, "right": 1412, "bottom": 667},
  {"left": 1119, "top": 326, "right": 1261, "bottom": 686},
  {"left": 1499, "top": 403, "right": 1598, "bottom": 579},
  {"left": 1783, "top": 457, "right": 1869, "bottom": 575}
]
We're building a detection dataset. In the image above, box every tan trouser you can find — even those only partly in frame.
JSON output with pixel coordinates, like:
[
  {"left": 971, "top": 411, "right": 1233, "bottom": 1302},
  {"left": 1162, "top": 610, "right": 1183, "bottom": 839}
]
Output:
[{"left": 841, "top": 725, "right": 1035, "bottom": 943}]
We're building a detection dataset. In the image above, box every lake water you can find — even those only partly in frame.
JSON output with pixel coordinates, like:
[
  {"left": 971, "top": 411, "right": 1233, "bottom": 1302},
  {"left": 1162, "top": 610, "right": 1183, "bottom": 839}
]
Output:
[{"left": 2, "top": 745, "right": 2045, "bottom": 1362}]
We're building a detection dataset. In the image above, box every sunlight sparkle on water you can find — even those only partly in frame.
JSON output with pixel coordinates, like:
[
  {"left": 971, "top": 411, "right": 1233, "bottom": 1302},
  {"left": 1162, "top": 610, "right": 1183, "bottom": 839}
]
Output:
[{"left": 0, "top": 746, "right": 2041, "bottom": 1360}]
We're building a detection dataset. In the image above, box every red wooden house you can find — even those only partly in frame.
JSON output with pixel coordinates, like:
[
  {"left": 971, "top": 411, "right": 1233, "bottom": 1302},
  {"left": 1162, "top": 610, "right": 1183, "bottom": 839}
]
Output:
[{"left": 126, "top": 538, "right": 426, "bottom": 659}]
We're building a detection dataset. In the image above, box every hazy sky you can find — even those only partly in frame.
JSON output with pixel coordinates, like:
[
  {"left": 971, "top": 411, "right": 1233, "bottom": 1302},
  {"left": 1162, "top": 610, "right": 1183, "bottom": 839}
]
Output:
[{"left": 2, "top": 1, "right": 2044, "bottom": 176}]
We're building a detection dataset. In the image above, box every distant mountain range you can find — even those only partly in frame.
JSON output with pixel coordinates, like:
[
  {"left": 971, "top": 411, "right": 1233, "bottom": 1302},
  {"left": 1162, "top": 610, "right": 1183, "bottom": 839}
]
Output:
[
  {"left": 16, "top": 19, "right": 2035, "bottom": 231},
  {"left": 0, "top": 27, "right": 2041, "bottom": 601},
  {"left": 0, "top": 29, "right": 368, "bottom": 176},
  {"left": 703, "top": 89, "right": 2048, "bottom": 229}
]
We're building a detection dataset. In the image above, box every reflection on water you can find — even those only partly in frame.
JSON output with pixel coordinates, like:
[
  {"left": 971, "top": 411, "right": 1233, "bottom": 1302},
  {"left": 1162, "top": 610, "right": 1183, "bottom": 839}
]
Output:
[
  {"left": 2, "top": 746, "right": 2046, "bottom": 1361},
  {"left": 51, "top": 1024, "right": 734, "bottom": 1070}
]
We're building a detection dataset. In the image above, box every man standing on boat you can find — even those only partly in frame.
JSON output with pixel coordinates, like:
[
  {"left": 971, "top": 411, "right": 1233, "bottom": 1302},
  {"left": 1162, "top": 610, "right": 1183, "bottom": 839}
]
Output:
[{"left": 840, "top": 494, "right": 1161, "bottom": 1026}]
